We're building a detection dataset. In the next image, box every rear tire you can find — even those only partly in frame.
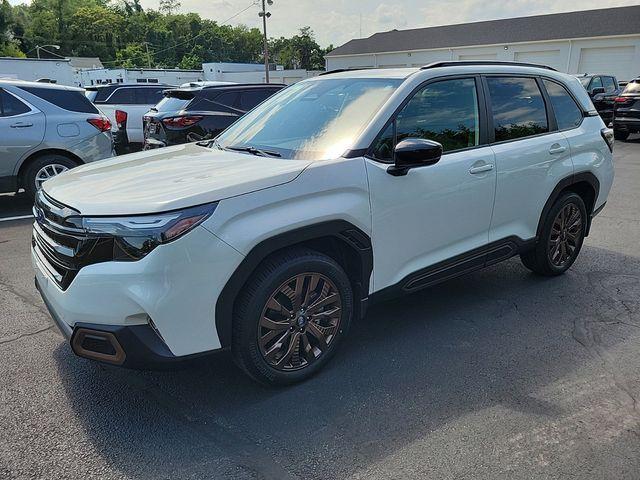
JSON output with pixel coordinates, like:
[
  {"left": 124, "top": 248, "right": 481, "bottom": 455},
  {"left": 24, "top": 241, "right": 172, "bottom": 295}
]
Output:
[
  {"left": 23, "top": 154, "right": 77, "bottom": 199},
  {"left": 520, "top": 193, "right": 587, "bottom": 276},
  {"left": 614, "top": 129, "right": 629, "bottom": 141},
  {"left": 232, "top": 247, "right": 353, "bottom": 386}
]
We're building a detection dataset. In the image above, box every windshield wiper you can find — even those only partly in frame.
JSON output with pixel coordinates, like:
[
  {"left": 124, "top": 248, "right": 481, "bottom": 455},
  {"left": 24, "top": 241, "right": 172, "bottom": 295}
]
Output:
[{"left": 226, "top": 145, "right": 282, "bottom": 158}]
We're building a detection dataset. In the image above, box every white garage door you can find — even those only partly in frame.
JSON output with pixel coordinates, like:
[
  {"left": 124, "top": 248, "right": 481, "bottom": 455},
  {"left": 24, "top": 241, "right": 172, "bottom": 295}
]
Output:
[
  {"left": 578, "top": 46, "right": 636, "bottom": 81},
  {"left": 515, "top": 50, "right": 562, "bottom": 70},
  {"left": 458, "top": 53, "right": 497, "bottom": 61}
]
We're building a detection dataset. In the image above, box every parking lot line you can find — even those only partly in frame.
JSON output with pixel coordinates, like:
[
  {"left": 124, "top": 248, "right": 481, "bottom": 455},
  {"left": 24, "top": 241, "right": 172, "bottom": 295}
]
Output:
[{"left": 0, "top": 214, "right": 33, "bottom": 222}]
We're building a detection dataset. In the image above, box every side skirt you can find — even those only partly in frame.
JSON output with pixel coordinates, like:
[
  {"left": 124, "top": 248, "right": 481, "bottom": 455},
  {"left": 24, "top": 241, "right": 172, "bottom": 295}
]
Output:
[{"left": 369, "top": 236, "right": 536, "bottom": 305}]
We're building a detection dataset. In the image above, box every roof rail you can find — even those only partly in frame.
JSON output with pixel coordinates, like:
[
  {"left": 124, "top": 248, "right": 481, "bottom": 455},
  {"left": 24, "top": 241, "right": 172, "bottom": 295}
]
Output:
[
  {"left": 420, "top": 61, "right": 557, "bottom": 71},
  {"left": 319, "top": 68, "right": 369, "bottom": 76}
]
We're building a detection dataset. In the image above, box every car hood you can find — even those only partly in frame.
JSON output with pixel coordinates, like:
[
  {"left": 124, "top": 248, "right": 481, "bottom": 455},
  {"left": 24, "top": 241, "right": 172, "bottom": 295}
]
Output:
[{"left": 42, "top": 143, "right": 311, "bottom": 215}]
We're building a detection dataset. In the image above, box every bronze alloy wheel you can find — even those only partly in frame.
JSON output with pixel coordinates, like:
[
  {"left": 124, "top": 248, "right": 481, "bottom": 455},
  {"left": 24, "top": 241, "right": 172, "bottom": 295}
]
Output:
[
  {"left": 548, "top": 202, "right": 583, "bottom": 267},
  {"left": 258, "top": 272, "right": 342, "bottom": 371}
]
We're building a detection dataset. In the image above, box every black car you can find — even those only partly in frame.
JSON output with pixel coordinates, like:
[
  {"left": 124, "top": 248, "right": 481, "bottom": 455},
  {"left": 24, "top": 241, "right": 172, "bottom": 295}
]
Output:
[
  {"left": 142, "top": 83, "right": 286, "bottom": 148},
  {"left": 613, "top": 78, "right": 640, "bottom": 141},
  {"left": 576, "top": 74, "right": 620, "bottom": 125}
]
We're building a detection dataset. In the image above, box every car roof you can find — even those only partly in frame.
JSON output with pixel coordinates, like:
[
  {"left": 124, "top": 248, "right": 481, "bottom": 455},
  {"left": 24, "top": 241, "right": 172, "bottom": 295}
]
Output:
[
  {"left": 85, "top": 83, "right": 174, "bottom": 90},
  {"left": 167, "top": 83, "right": 286, "bottom": 94},
  {"left": 0, "top": 78, "right": 84, "bottom": 92}
]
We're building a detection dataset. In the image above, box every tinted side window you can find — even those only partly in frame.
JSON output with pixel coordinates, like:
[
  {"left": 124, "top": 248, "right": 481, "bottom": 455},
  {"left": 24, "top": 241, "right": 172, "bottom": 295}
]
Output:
[
  {"left": 487, "top": 77, "right": 548, "bottom": 142},
  {"left": 602, "top": 76, "right": 616, "bottom": 93},
  {"left": 395, "top": 78, "right": 480, "bottom": 152},
  {"left": 18, "top": 87, "right": 98, "bottom": 113},
  {"left": 136, "top": 88, "right": 165, "bottom": 105},
  {"left": 0, "top": 90, "right": 31, "bottom": 117},
  {"left": 238, "top": 89, "right": 276, "bottom": 111},
  {"left": 543, "top": 80, "right": 583, "bottom": 130},
  {"left": 215, "top": 92, "right": 239, "bottom": 109},
  {"left": 107, "top": 88, "right": 135, "bottom": 104}
]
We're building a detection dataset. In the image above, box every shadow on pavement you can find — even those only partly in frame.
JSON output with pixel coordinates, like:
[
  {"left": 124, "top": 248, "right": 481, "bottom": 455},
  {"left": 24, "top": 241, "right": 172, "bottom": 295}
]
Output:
[
  {"left": 0, "top": 192, "right": 33, "bottom": 218},
  {"left": 54, "top": 245, "right": 640, "bottom": 479}
]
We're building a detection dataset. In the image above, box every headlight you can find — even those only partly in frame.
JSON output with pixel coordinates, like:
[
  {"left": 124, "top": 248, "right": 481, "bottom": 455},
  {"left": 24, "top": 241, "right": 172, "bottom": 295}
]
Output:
[{"left": 66, "top": 203, "right": 217, "bottom": 261}]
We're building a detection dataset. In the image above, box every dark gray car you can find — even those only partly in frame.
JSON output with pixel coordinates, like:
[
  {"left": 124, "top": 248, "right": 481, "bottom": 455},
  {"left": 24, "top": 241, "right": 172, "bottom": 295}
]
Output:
[{"left": 0, "top": 80, "right": 114, "bottom": 198}]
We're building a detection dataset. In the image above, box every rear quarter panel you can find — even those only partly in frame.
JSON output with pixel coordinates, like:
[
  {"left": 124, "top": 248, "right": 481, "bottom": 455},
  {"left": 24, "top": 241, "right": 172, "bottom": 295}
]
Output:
[{"left": 562, "top": 115, "right": 614, "bottom": 209}]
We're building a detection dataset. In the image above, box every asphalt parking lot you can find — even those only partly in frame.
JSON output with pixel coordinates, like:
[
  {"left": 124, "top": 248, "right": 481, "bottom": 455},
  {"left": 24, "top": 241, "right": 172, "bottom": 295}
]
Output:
[{"left": 1, "top": 137, "right": 639, "bottom": 479}]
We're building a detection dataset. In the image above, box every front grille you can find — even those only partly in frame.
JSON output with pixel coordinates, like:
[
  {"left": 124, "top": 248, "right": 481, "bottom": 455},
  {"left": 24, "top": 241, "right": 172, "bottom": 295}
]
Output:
[{"left": 32, "top": 191, "right": 112, "bottom": 290}]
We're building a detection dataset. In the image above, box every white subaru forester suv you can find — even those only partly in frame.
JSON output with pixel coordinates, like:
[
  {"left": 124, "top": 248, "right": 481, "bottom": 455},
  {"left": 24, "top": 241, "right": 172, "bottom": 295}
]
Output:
[{"left": 33, "top": 62, "right": 615, "bottom": 385}]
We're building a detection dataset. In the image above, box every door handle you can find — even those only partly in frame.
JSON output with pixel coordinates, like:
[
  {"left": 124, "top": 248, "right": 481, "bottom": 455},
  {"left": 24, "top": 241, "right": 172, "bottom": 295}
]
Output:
[
  {"left": 549, "top": 144, "right": 567, "bottom": 154},
  {"left": 10, "top": 122, "right": 33, "bottom": 128},
  {"left": 469, "top": 163, "right": 494, "bottom": 174}
]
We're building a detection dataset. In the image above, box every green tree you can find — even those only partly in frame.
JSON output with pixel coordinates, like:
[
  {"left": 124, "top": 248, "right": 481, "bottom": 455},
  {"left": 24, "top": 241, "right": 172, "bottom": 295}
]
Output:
[{"left": 115, "top": 43, "right": 152, "bottom": 67}]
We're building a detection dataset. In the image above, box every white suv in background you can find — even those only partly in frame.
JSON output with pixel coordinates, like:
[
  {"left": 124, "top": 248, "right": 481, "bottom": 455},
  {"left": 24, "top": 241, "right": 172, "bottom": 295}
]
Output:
[
  {"left": 85, "top": 83, "right": 172, "bottom": 152},
  {"left": 33, "top": 62, "right": 614, "bottom": 385}
]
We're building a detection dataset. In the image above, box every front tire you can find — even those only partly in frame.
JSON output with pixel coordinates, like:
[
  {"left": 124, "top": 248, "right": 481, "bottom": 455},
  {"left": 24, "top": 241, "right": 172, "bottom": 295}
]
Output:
[
  {"left": 520, "top": 193, "right": 587, "bottom": 276},
  {"left": 232, "top": 248, "right": 353, "bottom": 386}
]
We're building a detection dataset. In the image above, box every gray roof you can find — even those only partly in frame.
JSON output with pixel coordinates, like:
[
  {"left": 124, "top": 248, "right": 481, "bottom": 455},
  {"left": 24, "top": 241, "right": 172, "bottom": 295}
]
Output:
[
  {"left": 68, "top": 57, "right": 103, "bottom": 69},
  {"left": 327, "top": 5, "right": 640, "bottom": 57}
]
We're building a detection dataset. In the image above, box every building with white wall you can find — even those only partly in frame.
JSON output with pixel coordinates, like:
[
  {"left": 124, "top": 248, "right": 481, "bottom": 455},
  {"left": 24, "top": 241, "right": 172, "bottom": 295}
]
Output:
[
  {"left": 0, "top": 57, "right": 77, "bottom": 85},
  {"left": 325, "top": 6, "right": 640, "bottom": 81},
  {"left": 203, "top": 62, "right": 320, "bottom": 84},
  {"left": 77, "top": 68, "right": 204, "bottom": 87}
]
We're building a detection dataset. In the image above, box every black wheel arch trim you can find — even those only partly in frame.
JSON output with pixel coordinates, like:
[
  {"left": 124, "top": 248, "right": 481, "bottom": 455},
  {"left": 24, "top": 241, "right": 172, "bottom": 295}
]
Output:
[
  {"left": 215, "top": 220, "right": 373, "bottom": 348},
  {"left": 536, "top": 171, "right": 600, "bottom": 239}
]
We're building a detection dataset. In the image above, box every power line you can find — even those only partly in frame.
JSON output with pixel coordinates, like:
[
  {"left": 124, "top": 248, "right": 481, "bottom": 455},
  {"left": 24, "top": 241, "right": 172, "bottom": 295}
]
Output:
[{"left": 101, "top": 0, "right": 259, "bottom": 66}]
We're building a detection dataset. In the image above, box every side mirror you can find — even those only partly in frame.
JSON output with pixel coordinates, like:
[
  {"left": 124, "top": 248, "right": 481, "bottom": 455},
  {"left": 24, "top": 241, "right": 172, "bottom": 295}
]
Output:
[
  {"left": 590, "top": 87, "right": 605, "bottom": 96},
  {"left": 387, "top": 138, "right": 443, "bottom": 176}
]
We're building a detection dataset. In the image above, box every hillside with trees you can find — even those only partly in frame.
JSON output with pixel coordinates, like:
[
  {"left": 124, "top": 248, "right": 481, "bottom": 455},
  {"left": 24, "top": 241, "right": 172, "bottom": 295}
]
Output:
[{"left": 0, "top": 0, "right": 332, "bottom": 69}]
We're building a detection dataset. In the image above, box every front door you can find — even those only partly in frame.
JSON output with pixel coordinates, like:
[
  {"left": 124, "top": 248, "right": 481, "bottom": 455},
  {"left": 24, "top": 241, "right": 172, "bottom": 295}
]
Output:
[{"left": 366, "top": 77, "right": 496, "bottom": 293}]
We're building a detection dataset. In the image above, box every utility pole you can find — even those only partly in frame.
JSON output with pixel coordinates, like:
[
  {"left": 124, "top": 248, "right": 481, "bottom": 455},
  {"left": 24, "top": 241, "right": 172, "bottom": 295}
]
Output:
[
  {"left": 142, "top": 42, "right": 152, "bottom": 69},
  {"left": 259, "top": 0, "right": 273, "bottom": 83}
]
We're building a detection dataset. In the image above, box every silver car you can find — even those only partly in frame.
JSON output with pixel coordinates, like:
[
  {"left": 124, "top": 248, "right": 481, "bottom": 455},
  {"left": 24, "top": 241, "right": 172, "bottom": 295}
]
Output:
[{"left": 0, "top": 80, "right": 114, "bottom": 198}]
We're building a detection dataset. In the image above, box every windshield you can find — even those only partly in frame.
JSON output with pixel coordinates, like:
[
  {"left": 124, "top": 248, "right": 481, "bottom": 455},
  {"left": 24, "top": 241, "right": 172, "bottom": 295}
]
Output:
[
  {"left": 84, "top": 90, "right": 97, "bottom": 102},
  {"left": 579, "top": 77, "right": 592, "bottom": 87},
  {"left": 215, "top": 77, "right": 402, "bottom": 160},
  {"left": 154, "top": 92, "right": 193, "bottom": 112}
]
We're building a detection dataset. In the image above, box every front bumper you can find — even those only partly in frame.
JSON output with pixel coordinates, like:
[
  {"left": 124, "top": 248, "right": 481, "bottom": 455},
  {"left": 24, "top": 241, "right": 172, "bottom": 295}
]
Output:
[
  {"left": 36, "top": 275, "right": 196, "bottom": 368},
  {"left": 32, "top": 225, "right": 244, "bottom": 366}
]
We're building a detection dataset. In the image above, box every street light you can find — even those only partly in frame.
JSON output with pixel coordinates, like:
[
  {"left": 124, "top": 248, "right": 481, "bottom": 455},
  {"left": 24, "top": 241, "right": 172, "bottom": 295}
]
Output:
[
  {"left": 36, "top": 44, "right": 60, "bottom": 59},
  {"left": 258, "top": 0, "right": 273, "bottom": 83}
]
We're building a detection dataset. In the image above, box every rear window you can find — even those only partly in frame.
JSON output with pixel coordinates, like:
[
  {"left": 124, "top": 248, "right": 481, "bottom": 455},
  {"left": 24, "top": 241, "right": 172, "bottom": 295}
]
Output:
[
  {"left": 623, "top": 81, "right": 640, "bottom": 94},
  {"left": 543, "top": 80, "right": 583, "bottom": 130},
  {"left": 238, "top": 89, "right": 279, "bottom": 111},
  {"left": 88, "top": 86, "right": 117, "bottom": 103},
  {"left": 18, "top": 86, "right": 99, "bottom": 113},
  {"left": 106, "top": 88, "right": 135, "bottom": 104},
  {"left": 0, "top": 90, "right": 31, "bottom": 117},
  {"left": 136, "top": 87, "right": 166, "bottom": 105},
  {"left": 154, "top": 91, "right": 194, "bottom": 112}
]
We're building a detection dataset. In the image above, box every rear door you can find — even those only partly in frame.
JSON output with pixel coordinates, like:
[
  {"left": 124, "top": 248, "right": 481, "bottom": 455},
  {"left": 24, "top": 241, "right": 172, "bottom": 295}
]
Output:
[
  {"left": 0, "top": 88, "right": 45, "bottom": 178},
  {"left": 486, "top": 76, "right": 573, "bottom": 242}
]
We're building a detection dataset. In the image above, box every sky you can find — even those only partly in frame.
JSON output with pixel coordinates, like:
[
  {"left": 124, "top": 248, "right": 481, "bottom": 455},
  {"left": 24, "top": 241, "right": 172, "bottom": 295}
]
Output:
[{"left": 9, "top": 0, "right": 640, "bottom": 47}]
